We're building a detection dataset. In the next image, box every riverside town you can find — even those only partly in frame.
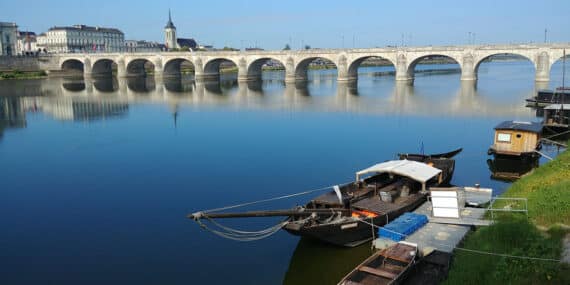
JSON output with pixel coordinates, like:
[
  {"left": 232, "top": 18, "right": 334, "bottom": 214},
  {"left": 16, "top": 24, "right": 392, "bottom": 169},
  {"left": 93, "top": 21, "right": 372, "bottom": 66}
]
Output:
[{"left": 0, "top": 1, "right": 569, "bottom": 284}]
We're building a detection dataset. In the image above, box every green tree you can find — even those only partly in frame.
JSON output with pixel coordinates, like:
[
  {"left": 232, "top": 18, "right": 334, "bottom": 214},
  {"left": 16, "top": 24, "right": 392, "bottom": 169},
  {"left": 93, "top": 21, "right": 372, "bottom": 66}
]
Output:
[
  {"left": 283, "top": 44, "right": 291, "bottom": 50},
  {"left": 304, "top": 45, "right": 311, "bottom": 50}
]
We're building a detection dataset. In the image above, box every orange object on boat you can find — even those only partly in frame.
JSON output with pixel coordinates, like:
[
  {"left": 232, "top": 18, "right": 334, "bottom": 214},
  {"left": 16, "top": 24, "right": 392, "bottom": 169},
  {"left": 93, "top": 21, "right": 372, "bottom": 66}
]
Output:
[{"left": 351, "top": 210, "right": 379, "bottom": 218}]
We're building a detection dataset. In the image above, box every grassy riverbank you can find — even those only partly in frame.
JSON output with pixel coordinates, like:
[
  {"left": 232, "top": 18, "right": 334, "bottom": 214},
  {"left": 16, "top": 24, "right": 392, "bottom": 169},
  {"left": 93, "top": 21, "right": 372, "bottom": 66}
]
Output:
[
  {"left": 0, "top": 70, "right": 47, "bottom": 80},
  {"left": 444, "top": 146, "right": 570, "bottom": 285}
]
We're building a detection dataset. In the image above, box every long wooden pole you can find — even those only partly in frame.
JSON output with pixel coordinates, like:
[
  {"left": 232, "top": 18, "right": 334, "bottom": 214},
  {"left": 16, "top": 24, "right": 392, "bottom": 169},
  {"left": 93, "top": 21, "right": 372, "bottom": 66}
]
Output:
[{"left": 188, "top": 208, "right": 350, "bottom": 220}]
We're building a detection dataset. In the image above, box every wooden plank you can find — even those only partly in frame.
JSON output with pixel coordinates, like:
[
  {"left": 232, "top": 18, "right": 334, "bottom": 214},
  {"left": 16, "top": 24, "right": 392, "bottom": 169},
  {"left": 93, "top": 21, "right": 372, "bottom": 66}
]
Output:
[
  {"left": 358, "top": 266, "right": 398, "bottom": 279},
  {"left": 384, "top": 243, "right": 416, "bottom": 263}
]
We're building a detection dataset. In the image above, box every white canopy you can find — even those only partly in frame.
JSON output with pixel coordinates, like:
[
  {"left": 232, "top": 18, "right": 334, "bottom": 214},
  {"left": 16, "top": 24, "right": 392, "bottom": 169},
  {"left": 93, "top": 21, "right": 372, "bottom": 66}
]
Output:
[{"left": 355, "top": 160, "right": 442, "bottom": 184}]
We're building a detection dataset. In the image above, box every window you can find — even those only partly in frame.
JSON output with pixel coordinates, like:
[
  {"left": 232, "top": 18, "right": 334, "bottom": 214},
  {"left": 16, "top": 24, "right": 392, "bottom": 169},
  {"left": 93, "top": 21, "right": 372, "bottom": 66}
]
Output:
[
  {"left": 497, "top": 133, "right": 511, "bottom": 143},
  {"left": 516, "top": 134, "right": 522, "bottom": 138}
]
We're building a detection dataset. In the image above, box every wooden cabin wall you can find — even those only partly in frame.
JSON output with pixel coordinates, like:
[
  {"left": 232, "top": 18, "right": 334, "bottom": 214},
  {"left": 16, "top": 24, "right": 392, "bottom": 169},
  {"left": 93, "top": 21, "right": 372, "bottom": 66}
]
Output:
[{"left": 494, "top": 130, "right": 538, "bottom": 154}]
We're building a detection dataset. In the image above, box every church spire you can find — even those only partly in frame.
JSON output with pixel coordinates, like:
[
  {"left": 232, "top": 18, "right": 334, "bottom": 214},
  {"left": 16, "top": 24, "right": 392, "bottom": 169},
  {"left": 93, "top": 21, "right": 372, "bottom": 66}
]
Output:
[{"left": 165, "top": 9, "right": 176, "bottom": 29}]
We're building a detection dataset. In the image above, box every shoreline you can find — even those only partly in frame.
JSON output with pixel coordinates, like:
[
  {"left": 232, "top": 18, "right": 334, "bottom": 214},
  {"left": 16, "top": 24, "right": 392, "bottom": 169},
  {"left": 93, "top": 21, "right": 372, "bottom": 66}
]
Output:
[{"left": 444, "top": 145, "right": 570, "bottom": 284}]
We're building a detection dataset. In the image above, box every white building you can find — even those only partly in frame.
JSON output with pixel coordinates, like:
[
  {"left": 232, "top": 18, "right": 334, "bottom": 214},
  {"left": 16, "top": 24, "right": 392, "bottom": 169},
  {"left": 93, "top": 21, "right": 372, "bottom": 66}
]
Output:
[
  {"left": 17, "top": 31, "right": 38, "bottom": 55},
  {"left": 0, "top": 22, "right": 18, "bottom": 56},
  {"left": 36, "top": 24, "right": 124, "bottom": 53},
  {"left": 125, "top": 40, "right": 165, "bottom": 53}
]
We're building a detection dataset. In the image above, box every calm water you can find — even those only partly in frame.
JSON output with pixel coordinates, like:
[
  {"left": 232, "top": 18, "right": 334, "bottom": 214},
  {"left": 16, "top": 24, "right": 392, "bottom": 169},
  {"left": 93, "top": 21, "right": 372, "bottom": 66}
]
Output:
[{"left": 0, "top": 61, "right": 566, "bottom": 285}]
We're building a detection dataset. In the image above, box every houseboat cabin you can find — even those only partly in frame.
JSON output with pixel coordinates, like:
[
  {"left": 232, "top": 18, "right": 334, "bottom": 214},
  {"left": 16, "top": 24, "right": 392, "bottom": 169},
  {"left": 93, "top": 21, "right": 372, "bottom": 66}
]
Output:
[
  {"left": 543, "top": 104, "right": 570, "bottom": 133},
  {"left": 488, "top": 121, "right": 542, "bottom": 158}
]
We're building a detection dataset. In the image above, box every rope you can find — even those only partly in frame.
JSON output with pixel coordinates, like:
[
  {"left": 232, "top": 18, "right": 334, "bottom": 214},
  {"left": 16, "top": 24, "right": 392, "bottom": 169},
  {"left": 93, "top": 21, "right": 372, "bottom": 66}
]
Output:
[{"left": 199, "top": 182, "right": 352, "bottom": 214}]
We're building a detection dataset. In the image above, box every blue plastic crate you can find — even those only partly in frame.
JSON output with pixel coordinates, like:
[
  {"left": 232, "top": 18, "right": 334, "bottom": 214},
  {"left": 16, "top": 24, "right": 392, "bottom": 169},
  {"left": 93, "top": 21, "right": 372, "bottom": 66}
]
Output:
[{"left": 378, "top": 213, "right": 428, "bottom": 241}]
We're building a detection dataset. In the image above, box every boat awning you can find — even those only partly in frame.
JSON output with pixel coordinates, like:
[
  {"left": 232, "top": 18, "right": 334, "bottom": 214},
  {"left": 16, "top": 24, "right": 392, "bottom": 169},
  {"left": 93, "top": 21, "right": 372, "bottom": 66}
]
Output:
[{"left": 355, "top": 160, "right": 442, "bottom": 184}]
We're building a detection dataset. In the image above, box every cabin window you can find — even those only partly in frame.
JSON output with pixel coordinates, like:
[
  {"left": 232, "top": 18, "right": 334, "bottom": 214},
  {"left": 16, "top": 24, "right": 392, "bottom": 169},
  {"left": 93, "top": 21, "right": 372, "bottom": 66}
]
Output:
[{"left": 497, "top": 133, "right": 511, "bottom": 143}]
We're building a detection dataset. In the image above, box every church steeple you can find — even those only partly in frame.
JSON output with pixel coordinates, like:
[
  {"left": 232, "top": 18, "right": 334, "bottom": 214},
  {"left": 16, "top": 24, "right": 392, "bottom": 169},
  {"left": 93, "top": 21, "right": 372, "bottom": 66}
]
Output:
[
  {"left": 164, "top": 9, "right": 177, "bottom": 50},
  {"left": 165, "top": 9, "right": 176, "bottom": 29}
]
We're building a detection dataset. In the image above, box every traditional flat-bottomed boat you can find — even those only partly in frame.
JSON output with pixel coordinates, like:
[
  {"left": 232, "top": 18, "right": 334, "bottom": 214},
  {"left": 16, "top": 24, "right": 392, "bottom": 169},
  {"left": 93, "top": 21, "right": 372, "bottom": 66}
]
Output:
[{"left": 189, "top": 149, "right": 459, "bottom": 247}]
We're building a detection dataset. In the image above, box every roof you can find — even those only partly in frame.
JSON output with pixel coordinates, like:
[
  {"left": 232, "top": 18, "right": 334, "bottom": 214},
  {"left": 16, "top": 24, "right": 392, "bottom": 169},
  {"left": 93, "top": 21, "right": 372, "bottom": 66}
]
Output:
[
  {"left": 177, "top": 38, "right": 197, "bottom": 48},
  {"left": 48, "top": 25, "right": 123, "bottom": 34},
  {"left": 544, "top": 104, "right": 570, "bottom": 110},
  {"left": 355, "top": 160, "right": 442, "bottom": 184},
  {"left": 165, "top": 10, "right": 176, "bottom": 29},
  {"left": 18, "top": 31, "right": 36, "bottom": 36},
  {"left": 494, "top": 121, "right": 542, "bottom": 133}
]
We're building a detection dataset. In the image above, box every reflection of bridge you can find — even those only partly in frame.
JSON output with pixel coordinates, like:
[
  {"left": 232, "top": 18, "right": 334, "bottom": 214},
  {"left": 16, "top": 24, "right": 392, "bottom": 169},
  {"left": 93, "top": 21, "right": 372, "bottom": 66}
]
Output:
[
  {"left": 43, "top": 78, "right": 537, "bottom": 118},
  {"left": 54, "top": 44, "right": 570, "bottom": 83}
]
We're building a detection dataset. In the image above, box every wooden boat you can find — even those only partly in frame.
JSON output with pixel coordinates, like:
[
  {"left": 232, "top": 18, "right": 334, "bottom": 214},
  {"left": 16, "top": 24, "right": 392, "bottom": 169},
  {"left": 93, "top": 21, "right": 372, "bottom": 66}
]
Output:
[
  {"left": 487, "top": 121, "right": 542, "bottom": 159},
  {"left": 525, "top": 88, "right": 570, "bottom": 107},
  {"left": 189, "top": 150, "right": 458, "bottom": 247},
  {"left": 543, "top": 104, "right": 570, "bottom": 134},
  {"left": 338, "top": 242, "right": 418, "bottom": 285},
  {"left": 398, "top": 147, "right": 462, "bottom": 160}
]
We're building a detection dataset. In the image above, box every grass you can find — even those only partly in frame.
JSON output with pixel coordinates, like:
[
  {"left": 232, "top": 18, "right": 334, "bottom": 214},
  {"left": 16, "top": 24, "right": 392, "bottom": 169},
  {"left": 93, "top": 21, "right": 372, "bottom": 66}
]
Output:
[
  {"left": 444, "top": 218, "right": 569, "bottom": 285},
  {"left": 0, "top": 70, "right": 47, "bottom": 80},
  {"left": 445, "top": 145, "right": 570, "bottom": 284},
  {"left": 500, "top": 147, "right": 570, "bottom": 226}
]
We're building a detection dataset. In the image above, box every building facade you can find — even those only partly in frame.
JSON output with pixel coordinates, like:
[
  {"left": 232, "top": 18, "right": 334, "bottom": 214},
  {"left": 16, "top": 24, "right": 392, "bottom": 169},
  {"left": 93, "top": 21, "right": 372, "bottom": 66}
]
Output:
[
  {"left": 125, "top": 40, "right": 165, "bottom": 53},
  {"left": 0, "top": 22, "right": 18, "bottom": 56},
  {"left": 17, "top": 31, "right": 38, "bottom": 55},
  {"left": 36, "top": 25, "right": 124, "bottom": 53}
]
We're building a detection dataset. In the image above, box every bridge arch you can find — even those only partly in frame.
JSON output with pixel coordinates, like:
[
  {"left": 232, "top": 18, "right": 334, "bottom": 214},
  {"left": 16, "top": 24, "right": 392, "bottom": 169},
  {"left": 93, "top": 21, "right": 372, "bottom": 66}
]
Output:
[
  {"left": 61, "top": 59, "right": 85, "bottom": 76},
  {"left": 294, "top": 56, "right": 337, "bottom": 82},
  {"left": 548, "top": 53, "right": 569, "bottom": 87},
  {"left": 474, "top": 53, "right": 535, "bottom": 83},
  {"left": 247, "top": 57, "right": 285, "bottom": 81},
  {"left": 474, "top": 53, "right": 534, "bottom": 76},
  {"left": 164, "top": 58, "right": 195, "bottom": 77},
  {"left": 406, "top": 54, "right": 461, "bottom": 81},
  {"left": 126, "top": 58, "right": 156, "bottom": 77},
  {"left": 201, "top": 58, "right": 238, "bottom": 80},
  {"left": 91, "top": 58, "right": 117, "bottom": 78},
  {"left": 347, "top": 56, "right": 396, "bottom": 82}
]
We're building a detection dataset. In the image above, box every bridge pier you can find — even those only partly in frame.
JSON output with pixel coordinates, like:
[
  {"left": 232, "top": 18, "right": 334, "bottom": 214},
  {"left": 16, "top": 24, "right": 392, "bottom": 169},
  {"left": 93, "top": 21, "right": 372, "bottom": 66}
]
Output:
[{"left": 535, "top": 51, "right": 550, "bottom": 82}]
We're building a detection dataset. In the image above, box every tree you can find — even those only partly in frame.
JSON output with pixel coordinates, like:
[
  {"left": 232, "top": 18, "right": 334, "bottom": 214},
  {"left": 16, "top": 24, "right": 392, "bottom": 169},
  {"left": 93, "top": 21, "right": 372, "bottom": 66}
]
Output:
[
  {"left": 304, "top": 45, "right": 311, "bottom": 50},
  {"left": 283, "top": 44, "right": 291, "bottom": 50}
]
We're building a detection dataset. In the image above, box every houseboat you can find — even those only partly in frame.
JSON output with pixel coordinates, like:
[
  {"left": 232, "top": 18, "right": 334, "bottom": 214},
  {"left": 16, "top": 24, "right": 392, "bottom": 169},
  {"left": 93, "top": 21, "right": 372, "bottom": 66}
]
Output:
[{"left": 487, "top": 121, "right": 542, "bottom": 158}]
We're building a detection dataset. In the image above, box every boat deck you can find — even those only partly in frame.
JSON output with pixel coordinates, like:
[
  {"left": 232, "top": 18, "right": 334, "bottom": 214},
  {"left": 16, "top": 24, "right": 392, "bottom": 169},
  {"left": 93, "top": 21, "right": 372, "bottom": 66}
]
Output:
[{"left": 352, "top": 193, "right": 424, "bottom": 215}]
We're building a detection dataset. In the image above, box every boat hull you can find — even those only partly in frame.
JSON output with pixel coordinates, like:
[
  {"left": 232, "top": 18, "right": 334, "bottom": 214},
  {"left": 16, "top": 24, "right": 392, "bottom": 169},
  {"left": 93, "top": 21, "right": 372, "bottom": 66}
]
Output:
[{"left": 284, "top": 194, "right": 427, "bottom": 247}]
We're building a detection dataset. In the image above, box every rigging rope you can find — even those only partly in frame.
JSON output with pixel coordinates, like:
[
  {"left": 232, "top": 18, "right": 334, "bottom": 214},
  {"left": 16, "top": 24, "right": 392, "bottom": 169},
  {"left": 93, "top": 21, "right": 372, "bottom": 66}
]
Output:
[{"left": 198, "top": 181, "right": 352, "bottom": 214}]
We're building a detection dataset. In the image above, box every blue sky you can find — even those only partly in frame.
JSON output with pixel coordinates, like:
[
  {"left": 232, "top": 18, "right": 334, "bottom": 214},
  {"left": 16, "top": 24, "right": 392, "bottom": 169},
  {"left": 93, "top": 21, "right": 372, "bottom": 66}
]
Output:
[{"left": 1, "top": 0, "right": 569, "bottom": 49}]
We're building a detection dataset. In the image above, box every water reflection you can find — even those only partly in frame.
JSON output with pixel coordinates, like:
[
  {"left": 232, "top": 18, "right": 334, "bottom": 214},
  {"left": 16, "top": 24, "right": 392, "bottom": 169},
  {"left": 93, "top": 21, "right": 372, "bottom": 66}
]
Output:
[
  {"left": 487, "top": 156, "right": 539, "bottom": 181},
  {"left": 0, "top": 97, "right": 27, "bottom": 139},
  {"left": 126, "top": 77, "right": 156, "bottom": 93},
  {"left": 1, "top": 76, "right": 540, "bottom": 119},
  {"left": 282, "top": 238, "right": 371, "bottom": 285}
]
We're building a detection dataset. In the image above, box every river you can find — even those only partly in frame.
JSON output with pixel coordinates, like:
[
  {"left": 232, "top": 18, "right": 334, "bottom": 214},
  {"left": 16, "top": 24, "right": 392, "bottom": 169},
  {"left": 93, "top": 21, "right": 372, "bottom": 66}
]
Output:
[{"left": 0, "top": 60, "right": 565, "bottom": 284}]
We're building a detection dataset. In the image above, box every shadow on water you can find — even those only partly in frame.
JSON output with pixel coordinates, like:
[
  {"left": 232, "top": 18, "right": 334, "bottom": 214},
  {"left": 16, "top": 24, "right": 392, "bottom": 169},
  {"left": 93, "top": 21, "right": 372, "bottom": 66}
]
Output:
[
  {"left": 282, "top": 238, "right": 371, "bottom": 285},
  {"left": 487, "top": 156, "right": 539, "bottom": 182}
]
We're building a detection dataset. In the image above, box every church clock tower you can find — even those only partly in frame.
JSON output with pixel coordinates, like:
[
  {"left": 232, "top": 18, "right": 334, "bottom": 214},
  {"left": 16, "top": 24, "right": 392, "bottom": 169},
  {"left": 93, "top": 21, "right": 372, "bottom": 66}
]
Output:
[{"left": 164, "top": 10, "right": 177, "bottom": 50}]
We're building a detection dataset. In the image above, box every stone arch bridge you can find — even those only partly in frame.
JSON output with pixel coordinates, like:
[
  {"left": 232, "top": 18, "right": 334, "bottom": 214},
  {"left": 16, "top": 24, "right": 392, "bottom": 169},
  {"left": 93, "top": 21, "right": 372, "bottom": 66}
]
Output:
[{"left": 55, "top": 43, "right": 570, "bottom": 84}]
